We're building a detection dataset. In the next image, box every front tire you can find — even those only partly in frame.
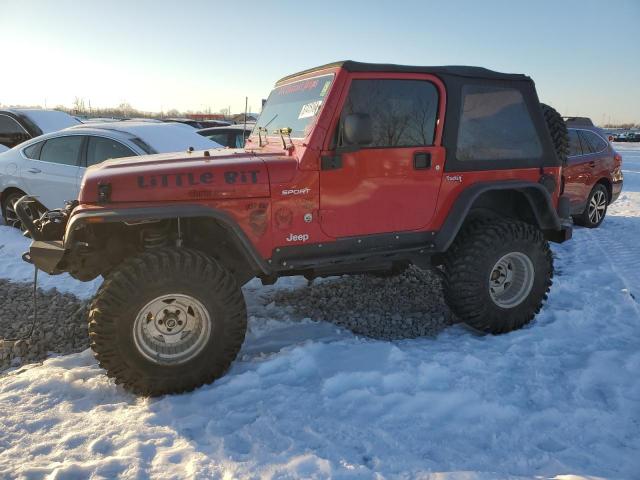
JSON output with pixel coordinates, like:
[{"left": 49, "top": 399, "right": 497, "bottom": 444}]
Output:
[
  {"left": 443, "top": 219, "right": 553, "bottom": 334},
  {"left": 89, "top": 248, "right": 247, "bottom": 396},
  {"left": 574, "top": 184, "right": 608, "bottom": 228}
]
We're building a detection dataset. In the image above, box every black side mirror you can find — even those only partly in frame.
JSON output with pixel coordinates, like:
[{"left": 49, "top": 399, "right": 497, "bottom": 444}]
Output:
[{"left": 343, "top": 113, "right": 372, "bottom": 146}]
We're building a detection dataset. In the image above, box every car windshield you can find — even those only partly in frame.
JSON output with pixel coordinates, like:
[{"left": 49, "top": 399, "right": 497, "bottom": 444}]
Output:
[{"left": 253, "top": 74, "right": 334, "bottom": 138}]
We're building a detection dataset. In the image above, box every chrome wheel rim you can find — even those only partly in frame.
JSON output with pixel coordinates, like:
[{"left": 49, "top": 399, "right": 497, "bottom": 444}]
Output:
[
  {"left": 489, "top": 252, "right": 535, "bottom": 308},
  {"left": 588, "top": 190, "right": 607, "bottom": 224},
  {"left": 133, "top": 294, "right": 212, "bottom": 365}
]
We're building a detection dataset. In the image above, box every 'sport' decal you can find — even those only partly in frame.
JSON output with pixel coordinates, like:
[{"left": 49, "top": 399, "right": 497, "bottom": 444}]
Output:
[{"left": 282, "top": 187, "right": 311, "bottom": 196}]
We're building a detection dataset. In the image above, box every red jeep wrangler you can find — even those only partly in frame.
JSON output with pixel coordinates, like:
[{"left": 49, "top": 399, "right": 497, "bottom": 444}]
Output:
[{"left": 17, "top": 61, "right": 572, "bottom": 396}]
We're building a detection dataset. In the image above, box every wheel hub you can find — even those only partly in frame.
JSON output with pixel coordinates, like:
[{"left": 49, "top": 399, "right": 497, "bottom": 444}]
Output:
[
  {"left": 134, "top": 294, "right": 212, "bottom": 365},
  {"left": 488, "top": 252, "right": 535, "bottom": 308}
]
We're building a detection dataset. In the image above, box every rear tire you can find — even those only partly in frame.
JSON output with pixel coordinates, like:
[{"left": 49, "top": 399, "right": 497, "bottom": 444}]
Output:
[
  {"left": 443, "top": 219, "right": 553, "bottom": 334},
  {"left": 574, "top": 183, "right": 608, "bottom": 228},
  {"left": 88, "top": 247, "right": 247, "bottom": 396}
]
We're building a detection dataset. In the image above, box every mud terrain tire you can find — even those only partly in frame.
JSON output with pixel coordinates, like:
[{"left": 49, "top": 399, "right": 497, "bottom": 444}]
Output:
[
  {"left": 540, "top": 103, "right": 569, "bottom": 165},
  {"left": 443, "top": 219, "right": 553, "bottom": 334},
  {"left": 89, "top": 247, "right": 247, "bottom": 396}
]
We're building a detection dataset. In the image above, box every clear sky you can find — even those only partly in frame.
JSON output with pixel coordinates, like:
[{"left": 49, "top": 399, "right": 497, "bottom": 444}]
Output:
[{"left": 1, "top": 0, "right": 638, "bottom": 123}]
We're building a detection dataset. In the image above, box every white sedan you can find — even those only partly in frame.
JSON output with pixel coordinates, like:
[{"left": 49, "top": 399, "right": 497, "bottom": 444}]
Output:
[{"left": 0, "top": 121, "right": 222, "bottom": 228}]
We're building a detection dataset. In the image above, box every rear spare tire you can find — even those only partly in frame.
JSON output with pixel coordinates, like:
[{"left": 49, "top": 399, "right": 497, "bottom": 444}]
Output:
[
  {"left": 443, "top": 219, "right": 553, "bottom": 334},
  {"left": 540, "top": 103, "right": 569, "bottom": 166},
  {"left": 89, "top": 247, "right": 247, "bottom": 396}
]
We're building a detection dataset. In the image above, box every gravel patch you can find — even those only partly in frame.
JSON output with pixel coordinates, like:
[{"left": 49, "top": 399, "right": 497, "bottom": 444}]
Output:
[
  {"left": 0, "top": 280, "right": 89, "bottom": 372},
  {"left": 270, "top": 266, "right": 456, "bottom": 340},
  {"left": 0, "top": 266, "right": 455, "bottom": 371}
]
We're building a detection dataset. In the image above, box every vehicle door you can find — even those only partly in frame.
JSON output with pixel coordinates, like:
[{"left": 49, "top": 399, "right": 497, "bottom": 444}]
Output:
[
  {"left": 319, "top": 75, "right": 445, "bottom": 238},
  {"left": 20, "top": 135, "right": 85, "bottom": 209},
  {"left": 563, "top": 128, "right": 590, "bottom": 210},
  {"left": 578, "top": 130, "right": 612, "bottom": 191},
  {"left": 85, "top": 135, "right": 138, "bottom": 169}
]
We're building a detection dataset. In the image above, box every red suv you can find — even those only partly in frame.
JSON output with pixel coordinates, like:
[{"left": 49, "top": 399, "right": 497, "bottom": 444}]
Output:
[{"left": 563, "top": 118, "right": 623, "bottom": 227}]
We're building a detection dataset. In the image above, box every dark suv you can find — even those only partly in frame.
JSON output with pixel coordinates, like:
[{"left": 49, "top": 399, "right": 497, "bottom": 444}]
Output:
[{"left": 563, "top": 118, "right": 623, "bottom": 228}]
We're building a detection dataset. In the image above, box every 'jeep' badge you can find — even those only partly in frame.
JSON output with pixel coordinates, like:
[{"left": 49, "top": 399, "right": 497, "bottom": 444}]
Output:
[{"left": 446, "top": 175, "right": 463, "bottom": 183}]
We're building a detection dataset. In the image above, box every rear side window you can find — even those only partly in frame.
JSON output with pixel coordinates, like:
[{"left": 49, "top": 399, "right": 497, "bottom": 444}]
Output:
[
  {"left": 205, "top": 132, "right": 231, "bottom": 147},
  {"left": 568, "top": 129, "right": 582, "bottom": 156},
  {"left": 457, "top": 85, "right": 542, "bottom": 161},
  {"left": 339, "top": 79, "right": 439, "bottom": 148},
  {"left": 39, "top": 136, "right": 83, "bottom": 166},
  {"left": 23, "top": 141, "right": 44, "bottom": 159},
  {"left": 579, "top": 130, "right": 607, "bottom": 154},
  {"left": 86, "top": 136, "right": 136, "bottom": 167},
  {"left": 0, "top": 114, "right": 29, "bottom": 148},
  {"left": 234, "top": 133, "right": 246, "bottom": 148}
]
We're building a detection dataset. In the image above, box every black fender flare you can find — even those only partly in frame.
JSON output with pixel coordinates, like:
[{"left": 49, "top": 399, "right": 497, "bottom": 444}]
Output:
[
  {"left": 64, "top": 204, "right": 271, "bottom": 275},
  {"left": 432, "top": 181, "right": 567, "bottom": 251}
]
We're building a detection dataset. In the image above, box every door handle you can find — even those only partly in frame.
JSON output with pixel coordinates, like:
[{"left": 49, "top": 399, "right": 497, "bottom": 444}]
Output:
[
  {"left": 414, "top": 152, "right": 431, "bottom": 169},
  {"left": 589, "top": 161, "right": 596, "bottom": 168},
  {"left": 27, "top": 168, "right": 41, "bottom": 174}
]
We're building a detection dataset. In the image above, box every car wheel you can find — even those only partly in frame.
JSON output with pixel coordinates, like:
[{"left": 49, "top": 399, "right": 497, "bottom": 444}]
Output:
[
  {"left": 1, "top": 191, "right": 44, "bottom": 231},
  {"left": 574, "top": 184, "right": 608, "bottom": 228}
]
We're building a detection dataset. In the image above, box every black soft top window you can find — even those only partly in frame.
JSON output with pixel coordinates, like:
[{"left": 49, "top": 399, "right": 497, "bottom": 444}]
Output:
[{"left": 456, "top": 85, "right": 542, "bottom": 162}]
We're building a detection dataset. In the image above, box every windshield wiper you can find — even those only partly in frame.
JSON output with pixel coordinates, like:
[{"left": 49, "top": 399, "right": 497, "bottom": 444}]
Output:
[
  {"left": 275, "top": 127, "right": 294, "bottom": 150},
  {"left": 256, "top": 114, "right": 278, "bottom": 147}
]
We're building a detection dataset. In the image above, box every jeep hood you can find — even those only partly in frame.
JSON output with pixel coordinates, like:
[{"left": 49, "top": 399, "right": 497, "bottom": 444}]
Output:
[{"left": 79, "top": 149, "right": 275, "bottom": 203}]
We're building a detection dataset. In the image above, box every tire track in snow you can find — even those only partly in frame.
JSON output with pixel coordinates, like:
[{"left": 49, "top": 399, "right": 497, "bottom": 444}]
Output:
[{"left": 582, "top": 216, "right": 640, "bottom": 307}]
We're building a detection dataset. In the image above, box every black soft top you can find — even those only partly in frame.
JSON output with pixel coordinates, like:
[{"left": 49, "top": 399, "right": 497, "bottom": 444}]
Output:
[
  {"left": 276, "top": 61, "right": 560, "bottom": 172},
  {"left": 277, "top": 60, "right": 531, "bottom": 85}
]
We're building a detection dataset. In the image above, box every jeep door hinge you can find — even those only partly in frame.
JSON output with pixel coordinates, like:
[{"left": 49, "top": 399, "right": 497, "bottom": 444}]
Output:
[{"left": 321, "top": 155, "right": 342, "bottom": 170}]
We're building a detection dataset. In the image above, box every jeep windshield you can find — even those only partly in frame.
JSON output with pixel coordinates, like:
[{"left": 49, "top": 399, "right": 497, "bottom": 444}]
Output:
[{"left": 253, "top": 74, "right": 334, "bottom": 139}]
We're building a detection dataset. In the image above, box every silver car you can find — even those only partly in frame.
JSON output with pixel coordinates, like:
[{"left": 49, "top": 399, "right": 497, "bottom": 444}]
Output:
[{"left": 0, "top": 121, "right": 222, "bottom": 228}]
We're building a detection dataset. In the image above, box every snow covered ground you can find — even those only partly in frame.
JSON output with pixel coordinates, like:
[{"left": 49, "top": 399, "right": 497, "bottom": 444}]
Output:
[{"left": 1, "top": 145, "right": 639, "bottom": 479}]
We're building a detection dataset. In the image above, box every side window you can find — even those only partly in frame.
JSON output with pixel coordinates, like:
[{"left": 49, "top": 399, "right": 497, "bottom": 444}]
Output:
[
  {"left": 339, "top": 79, "right": 438, "bottom": 147},
  {"left": 39, "top": 136, "right": 83, "bottom": 166},
  {"left": 0, "top": 115, "right": 29, "bottom": 148},
  {"left": 457, "top": 85, "right": 542, "bottom": 161},
  {"left": 568, "top": 129, "right": 582, "bottom": 156},
  {"left": 206, "top": 132, "right": 231, "bottom": 147},
  {"left": 86, "top": 136, "right": 136, "bottom": 167},
  {"left": 581, "top": 130, "right": 607, "bottom": 153},
  {"left": 577, "top": 131, "right": 595, "bottom": 154},
  {"left": 234, "top": 133, "right": 245, "bottom": 148},
  {"left": 23, "top": 141, "right": 45, "bottom": 160}
]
